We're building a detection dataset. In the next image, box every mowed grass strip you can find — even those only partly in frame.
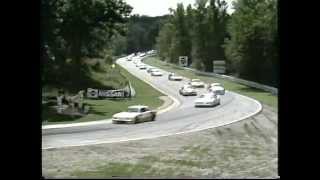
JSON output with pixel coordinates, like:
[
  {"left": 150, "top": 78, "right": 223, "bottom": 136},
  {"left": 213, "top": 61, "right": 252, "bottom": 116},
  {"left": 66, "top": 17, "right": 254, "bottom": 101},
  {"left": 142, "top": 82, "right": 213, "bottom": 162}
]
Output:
[
  {"left": 144, "top": 56, "right": 278, "bottom": 109},
  {"left": 42, "top": 63, "right": 164, "bottom": 125}
]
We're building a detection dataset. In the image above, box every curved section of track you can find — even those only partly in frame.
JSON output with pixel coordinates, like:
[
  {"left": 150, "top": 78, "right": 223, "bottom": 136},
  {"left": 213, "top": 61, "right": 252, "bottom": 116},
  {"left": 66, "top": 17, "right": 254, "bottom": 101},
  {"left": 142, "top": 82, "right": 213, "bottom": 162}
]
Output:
[{"left": 42, "top": 56, "right": 261, "bottom": 149}]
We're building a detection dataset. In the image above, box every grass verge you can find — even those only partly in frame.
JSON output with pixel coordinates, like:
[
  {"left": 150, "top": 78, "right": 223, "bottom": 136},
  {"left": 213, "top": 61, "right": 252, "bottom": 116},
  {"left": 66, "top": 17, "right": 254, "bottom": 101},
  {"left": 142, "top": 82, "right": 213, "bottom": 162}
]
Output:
[
  {"left": 143, "top": 56, "right": 278, "bottom": 109},
  {"left": 71, "top": 162, "right": 153, "bottom": 178},
  {"left": 42, "top": 62, "right": 164, "bottom": 125}
]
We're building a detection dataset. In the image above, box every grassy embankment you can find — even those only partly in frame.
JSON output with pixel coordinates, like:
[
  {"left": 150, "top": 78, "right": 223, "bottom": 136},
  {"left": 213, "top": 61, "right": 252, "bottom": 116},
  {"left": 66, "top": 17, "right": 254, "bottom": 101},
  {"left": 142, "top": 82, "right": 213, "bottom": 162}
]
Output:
[{"left": 42, "top": 59, "right": 164, "bottom": 125}]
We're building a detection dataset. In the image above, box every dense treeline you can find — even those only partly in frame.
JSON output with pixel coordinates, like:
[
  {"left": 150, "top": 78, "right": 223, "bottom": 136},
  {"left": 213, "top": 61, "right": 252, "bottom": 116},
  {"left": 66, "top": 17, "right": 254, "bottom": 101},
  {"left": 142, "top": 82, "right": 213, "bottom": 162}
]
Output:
[
  {"left": 41, "top": 0, "right": 132, "bottom": 88},
  {"left": 155, "top": 0, "right": 278, "bottom": 87},
  {"left": 41, "top": 0, "right": 169, "bottom": 90},
  {"left": 112, "top": 15, "right": 170, "bottom": 55},
  {"left": 41, "top": 0, "right": 278, "bottom": 88}
]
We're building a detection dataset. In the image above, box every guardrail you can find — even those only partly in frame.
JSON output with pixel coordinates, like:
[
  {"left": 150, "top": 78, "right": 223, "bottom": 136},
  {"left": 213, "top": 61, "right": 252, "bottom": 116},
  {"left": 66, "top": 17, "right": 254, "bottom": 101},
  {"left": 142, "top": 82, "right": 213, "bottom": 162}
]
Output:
[{"left": 184, "top": 67, "right": 278, "bottom": 95}]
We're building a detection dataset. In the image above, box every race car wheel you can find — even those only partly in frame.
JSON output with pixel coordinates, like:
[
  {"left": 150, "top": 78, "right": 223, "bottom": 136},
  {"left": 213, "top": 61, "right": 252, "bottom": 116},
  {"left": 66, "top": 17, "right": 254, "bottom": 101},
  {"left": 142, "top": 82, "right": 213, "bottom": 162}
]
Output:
[{"left": 151, "top": 114, "right": 156, "bottom": 121}]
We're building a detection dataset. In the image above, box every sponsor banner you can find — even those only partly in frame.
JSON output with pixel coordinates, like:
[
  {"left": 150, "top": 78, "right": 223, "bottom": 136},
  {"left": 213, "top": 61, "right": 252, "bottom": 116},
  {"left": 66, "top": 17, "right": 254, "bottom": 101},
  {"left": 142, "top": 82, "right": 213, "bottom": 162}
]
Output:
[
  {"left": 87, "top": 88, "right": 129, "bottom": 98},
  {"left": 98, "top": 89, "right": 125, "bottom": 97}
]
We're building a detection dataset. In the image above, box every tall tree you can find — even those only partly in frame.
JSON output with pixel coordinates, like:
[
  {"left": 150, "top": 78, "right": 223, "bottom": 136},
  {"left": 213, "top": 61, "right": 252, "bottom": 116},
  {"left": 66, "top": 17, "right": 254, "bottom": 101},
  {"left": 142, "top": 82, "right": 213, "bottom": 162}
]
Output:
[
  {"left": 186, "top": 4, "right": 195, "bottom": 66},
  {"left": 126, "top": 15, "right": 168, "bottom": 54},
  {"left": 191, "top": 0, "right": 229, "bottom": 72},
  {"left": 192, "top": 0, "right": 209, "bottom": 70},
  {"left": 224, "top": 0, "right": 278, "bottom": 86},
  {"left": 156, "top": 22, "right": 175, "bottom": 61},
  {"left": 170, "top": 3, "right": 192, "bottom": 64},
  {"left": 205, "top": 0, "right": 229, "bottom": 72},
  {"left": 41, "top": 0, "right": 132, "bottom": 85}
]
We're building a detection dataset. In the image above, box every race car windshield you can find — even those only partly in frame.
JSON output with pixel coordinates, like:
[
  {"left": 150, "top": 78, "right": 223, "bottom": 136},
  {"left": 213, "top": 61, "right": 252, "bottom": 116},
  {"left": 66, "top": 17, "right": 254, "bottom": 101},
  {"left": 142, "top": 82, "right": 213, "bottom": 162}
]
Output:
[{"left": 128, "top": 108, "right": 140, "bottom": 112}]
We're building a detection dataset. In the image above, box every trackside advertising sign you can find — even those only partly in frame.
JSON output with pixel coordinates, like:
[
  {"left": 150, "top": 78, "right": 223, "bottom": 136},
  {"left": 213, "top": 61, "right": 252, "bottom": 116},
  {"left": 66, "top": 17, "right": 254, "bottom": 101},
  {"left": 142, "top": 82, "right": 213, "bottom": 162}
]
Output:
[
  {"left": 179, "top": 56, "right": 188, "bottom": 67},
  {"left": 87, "top": 88, "right": 129, "bottom": 98},
  {"left": 98, "top": 89, "right": 124, "bottom": 97},
  {"left": 213, "top": 60, "right": 226, "bottom": 74}
]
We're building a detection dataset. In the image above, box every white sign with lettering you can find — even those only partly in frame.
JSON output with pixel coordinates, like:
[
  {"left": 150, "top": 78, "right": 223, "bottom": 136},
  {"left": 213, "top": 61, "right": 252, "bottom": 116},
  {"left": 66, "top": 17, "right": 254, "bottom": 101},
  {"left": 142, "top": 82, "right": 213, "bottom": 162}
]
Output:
[
  {"left": 213, "top": 60, "right": 226, "bottom": 74},
  {"left": 87, "top": 88, "right": 127, "bottom": 98},
  {"left": 179, "top": 56, "right": 188, "bottom": 67}
]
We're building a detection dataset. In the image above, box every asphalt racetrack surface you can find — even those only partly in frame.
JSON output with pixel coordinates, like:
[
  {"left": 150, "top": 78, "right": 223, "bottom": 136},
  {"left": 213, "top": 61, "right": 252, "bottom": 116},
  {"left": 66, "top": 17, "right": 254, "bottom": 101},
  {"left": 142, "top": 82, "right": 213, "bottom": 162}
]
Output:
[{"left": 42, "top": 56, "right": 261, "bottom": 149}]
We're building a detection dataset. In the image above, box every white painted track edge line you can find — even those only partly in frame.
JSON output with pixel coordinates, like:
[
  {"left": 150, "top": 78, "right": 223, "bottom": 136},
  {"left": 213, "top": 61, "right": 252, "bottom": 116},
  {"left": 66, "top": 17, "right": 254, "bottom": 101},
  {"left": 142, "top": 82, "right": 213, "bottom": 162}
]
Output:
[{"left": 42, "top": 119, "right": 112, "bottom": 130}]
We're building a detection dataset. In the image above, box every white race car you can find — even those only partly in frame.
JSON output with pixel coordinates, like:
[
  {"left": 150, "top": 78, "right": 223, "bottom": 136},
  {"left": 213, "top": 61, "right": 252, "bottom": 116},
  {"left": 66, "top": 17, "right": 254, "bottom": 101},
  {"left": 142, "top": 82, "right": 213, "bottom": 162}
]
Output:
[
  {"left": 208, "top": 85, "right": 225, "bottom": 95},
  {"left": 194, "top": 93, "right": 220, "bottom": 107},
  {"left": 179, "top": 85, "right": 197, "bottom": 96},
  {"left": 126, "top": 56, "right": 132, "bottom": 61},
  {"left": 139, "top": 65, "right": 147, "bottom": 70},
  {"left": 150, "top": 69, "right": 163, "bottom": 76},
  {"left": 168, "top": 73, "right": 183, "bottom": 81},
  {"left": 112, "top": 105, "right": 156, "bottom": 124},
  {"left": 147, "top": 67, "right": 156, "bottom": 73},
  {"left": 189, "top": 79, "right": 205, "bottom": 88},
  {"left": 209, "top": 83, "right": 221, "bottom": 87},
  {"left": 139, "top": 53, "right": 146, "bottom": 57}
]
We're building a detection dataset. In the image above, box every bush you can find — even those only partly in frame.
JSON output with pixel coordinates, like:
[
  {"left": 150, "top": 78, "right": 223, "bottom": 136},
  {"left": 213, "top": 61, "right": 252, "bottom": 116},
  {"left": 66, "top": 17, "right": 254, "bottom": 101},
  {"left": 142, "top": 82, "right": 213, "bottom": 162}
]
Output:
[
  {"left": 92, "top": 61, "right": 101, "bottom": 71},
  {"left": 105, "top": 55, "right": 114, "bottom": 65}
]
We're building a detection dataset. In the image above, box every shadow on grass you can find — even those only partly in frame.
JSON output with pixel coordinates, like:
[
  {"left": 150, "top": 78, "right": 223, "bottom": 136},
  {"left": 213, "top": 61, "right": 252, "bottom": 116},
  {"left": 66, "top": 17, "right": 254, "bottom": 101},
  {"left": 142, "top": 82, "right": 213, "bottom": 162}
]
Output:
[
  {"left": 236, "top": 86, "right": 267, "bottom": 94},
  {"left": 91, "top": 64, "right": 107, "bottom": 73},
  {"left": 44, "top": 64, "right": 119, "bottom": 95},
  {"left": 88, "top": 108, "right": 109, "bottom": 116},
  {"left": 42, "top": 104, "right": 81, "bottom": 123},
  {"left": 107, "top": 98, "right": 133, "bottom": 102},
  {"left": 196, "top": 73, "right": 216, "bottom": 77},
  {"left": 42, "top": 103, "right": 109, "bottom": 123},
  {"left": 86, "top": 98, "right": 132, "bottom": 103},
  {"left": 171, "top": 66, "right": 185, "bottom": 70}
]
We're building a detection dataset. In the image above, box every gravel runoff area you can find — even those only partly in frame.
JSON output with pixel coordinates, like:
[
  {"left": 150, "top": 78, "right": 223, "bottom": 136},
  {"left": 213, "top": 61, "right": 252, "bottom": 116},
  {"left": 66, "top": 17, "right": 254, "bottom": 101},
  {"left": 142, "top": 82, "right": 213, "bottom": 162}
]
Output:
[{"left": 42, "top": 104, "right": 278, "bottom": 178}]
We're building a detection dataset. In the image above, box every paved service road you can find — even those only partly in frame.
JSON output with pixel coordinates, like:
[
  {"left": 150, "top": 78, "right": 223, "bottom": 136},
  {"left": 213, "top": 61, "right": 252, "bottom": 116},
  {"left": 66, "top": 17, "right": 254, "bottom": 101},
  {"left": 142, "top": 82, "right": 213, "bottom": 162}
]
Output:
[{"left": 42, "top": 56, "right": 261, "bottom": 149}]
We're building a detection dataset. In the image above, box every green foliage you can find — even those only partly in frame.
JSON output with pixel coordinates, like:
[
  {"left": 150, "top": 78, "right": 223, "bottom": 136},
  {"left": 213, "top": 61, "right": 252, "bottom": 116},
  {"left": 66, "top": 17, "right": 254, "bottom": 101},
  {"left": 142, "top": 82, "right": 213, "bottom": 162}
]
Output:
[
  {"left": 171, "top": 3, "right": 192, "bottom": 64},
  {"left": 104, "top": 54, "right": 114, "bottom": 65},
  {"left": 156, "top": 22, "right": 175, "bottom": 62},
  {"left": 191, "top": 0, "right": 229, "bottom": 72},
  {"left": 156, "top": 3, "right": 193, "bottom": 65},
  {"left": 155, "top": 0, "right": 278, "bottom": 87},
  {"left": 155, "top": 0, "right": 229, "bottom": 71},
  {"left": 224, "top": 0, "right": 278, "bottom": 87},
  {"left": 41, "top": 0, "right": 132, "bottom": 86},
  {"left": 126, "top": 15, "right": 168, "bottom": 54}
]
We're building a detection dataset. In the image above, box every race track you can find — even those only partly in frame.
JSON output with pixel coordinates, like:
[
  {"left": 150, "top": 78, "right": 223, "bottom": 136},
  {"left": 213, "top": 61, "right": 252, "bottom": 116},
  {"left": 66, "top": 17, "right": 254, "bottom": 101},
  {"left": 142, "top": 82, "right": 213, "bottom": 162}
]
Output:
[{"left": 42, "top": 56, "right": 261, "bottom": 149}]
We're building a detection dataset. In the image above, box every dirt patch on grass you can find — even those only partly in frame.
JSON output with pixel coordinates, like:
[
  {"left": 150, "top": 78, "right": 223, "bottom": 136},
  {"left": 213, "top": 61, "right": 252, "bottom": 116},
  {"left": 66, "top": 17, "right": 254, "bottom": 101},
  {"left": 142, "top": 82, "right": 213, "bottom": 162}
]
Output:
[{"left": 42, "top": 104, "right": 278, "bottom": 178}]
